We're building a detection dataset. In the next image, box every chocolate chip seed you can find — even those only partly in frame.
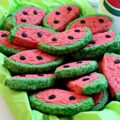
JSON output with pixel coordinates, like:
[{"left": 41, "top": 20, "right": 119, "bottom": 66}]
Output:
[
  {"left": 37, "top": 32, "right": 43, "bottom": 37},
  {"left": 55, "top": 11, "right": 60, "bottom": 15},
  {"left": 33, "top": 10, "right": 38, "bottom": 15},
  {"left": 49, "top": 95, "right": 56, "bottom": 99},
  {"left": 89, "top": 40, "right": 96, "bottom": 44},
  {"left": 69, "top": 96, "right": 76, "bottom": 100},
  {"left": 74, "top": 29, "right": 80, "bottom": 32},
  {"left": 98, "top": 19, "right": 104, "bottom": 23},
  {"left": 114, "top": 59, "right": 120, "bottom": 64},
  {"left": 68, "top": 36, "right": 74, "bottom": 40},
  {"left": 52, "top": 38, "right": 57, "bottom": 41},
  {"left": 23, "top": 11, "right": 28, "bottom": 15},
  {"left": 80, "top": 20, "right": 86, "bottom": 24},
  {"left": 83, "top": 78, "right": 89, "bottom": 81},
  {"left": 54, "top": 20, "right": 59, "bottom": 24},
  {"left": 63, "top": 65, "right": 70, "bottom": 68},
  {"left": 67, "top": 7, "right": 72, "bottom": 11},
  {"left": 1, "top": 33, "right": 7, "bottom": 37},
  {"left": 22, "top": 33, "right": 27, "bottom": 37},
  {"left": 105, "top": 34, "right": 111, "bottom": 38},
  {"left": 21, "top": 19, "right": 27, "bottom": 22},
  {"left": 20, "top": 56, "right": 26, "bottom": 60},
  {"left": 36, "top": 56, "right": 43, "bottom": 60}
]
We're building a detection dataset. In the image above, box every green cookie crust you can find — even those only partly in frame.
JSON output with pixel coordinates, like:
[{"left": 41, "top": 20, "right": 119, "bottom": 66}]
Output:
[
  {"left": 4, "top": 57, "right": 64, "bottom": 74},
  {"left": 4, "top": 5, "right": 46, "bottom": 30},
  {"left": 66, "top": 14, "right": 113, "bottom": 30},
  {"left": 38, "top": 27, "right": 92, "bottom": 56},
  {"left": 9, "top": 24, "right": 57, "bottom": 43},
  {"left": 0, "top": 44, "right": 22, "bottom": 56},
  {"left": 82, "top": 73, "right": 108, "bottom": 95},
  {"left": 29, "top": 95, "right": 94, "bottom": 115},
  {"left": 5, "top": 75, "right": 56, "bottom": 90},
  {"left": 55, "top": 61, "right": 98, "bottom": 79},
  {"left": 90, "top": 90, "right": 109, "bottom": 111},
  {"left": 68, "top": 32, "right": 120, "bottom": 60}
]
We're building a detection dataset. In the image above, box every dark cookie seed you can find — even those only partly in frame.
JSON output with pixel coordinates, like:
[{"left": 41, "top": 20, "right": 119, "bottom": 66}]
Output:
[
  {"left": 22, "top": 33, "right": 27, "bottom": 37},
  {"left": 98, "top": 19, "right": 104, "bottom": 23},
  {"left": 55, "top": 11, "right": 60, "bottom": 15},
  {"left": 105, "top": 34, "right": 111, "bottom": 38},
  {"left": 114, "top": 59, "right": 120, "bottom": 64},
  {"left": 89, "top": 40, "right": 96, "bottom": 44},
  {"left": 20, "top": 56, "right": 26, "bottom": 60},
  {"left": 83, "top": 78, "right": 89, "bottom": 81},
  {"left": 68, "top": 36, "right": 74, "bottom": 40},
  {"left": 1, "top": 33, "right": 7, "bottom": 37},
  {"left": 52, "top": 37, "right": 57, "bottom": 41},
  {"left": 33, "top": 10, "right": 38, "bottom": 15},
  {"left": 21, "top": 19, "right": 27, "bottom": 22},
  {"left": 69, "top": 96, "right": 76, "bottom": 100},
  {"left": 74, "top": 29, "right": 80, "bottom": 32},
  {"left": 36, "top": 56, "right": 43, "bottom": 60},
  {"left": 54, "top": 20, "right": 59, "bottom": 24},
  {"left": 37, "top": 32, "right": 43, "bottom": 37},
  {"left": 23, "top": 11, "right": 28, "bottom": 15},
  {"left": 80, "top": 20, "right": 86, "bottom": 24},
  {"left": 49, "top": 94, "right": 56, "bottom": 99},
  {"left": 67, "top": 7, "right": 72, "bottom": 11},
  {"left": 63, "top": 65, "right": 70, "bottom": 68}
]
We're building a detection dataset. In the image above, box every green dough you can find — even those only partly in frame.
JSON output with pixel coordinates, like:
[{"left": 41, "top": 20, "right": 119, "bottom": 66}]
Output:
[
  {"left": 4, "top": 57, "right": 64, "bottom": 74},
  {"left": 29, "top": 95, "right": 94, "bottom": 115},
  {"left": 55, "top": 61, "right": 98, "bottom": 79},
  {"left": 5, "top": 74, "right": 56, "bottom": 90}
]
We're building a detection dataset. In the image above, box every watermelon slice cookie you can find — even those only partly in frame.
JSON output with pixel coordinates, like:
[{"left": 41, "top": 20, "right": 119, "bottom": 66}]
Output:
[
  {"left": 38, "top": 27, "right": 92, "bottom": 55},
  {"left": 0, "top": 30, "right": 27, "bottom": 55},
  {"left": 69, "top": 32, "right": 120, "bottom": 60},
  {"left": 4, "top": 49, "right": 63, "bottom": 74},
  {"left": 67, "top": 72, "right": 108, "bottom": 95},
  {"left": 66, "top": 15, "right": 113, "bottom": 34},
  {"left": 102, "top": 53, "right": 120, "bottom": 100},
  {"left": 5, "top": 73, "right": 56, "bottom": 90},
  {"left": 55, "top": 60, "right": 98, "bottom": 79},
  {"left": 90, "top": 90, "right": 109, "bottom": 111},
  {"left": 4, "top": 5, "right": 46, "bottom": 30},
  {"left": 29, "top": 89, "right": 94, "bottom": 115},
  {"left": 9, "top": 24, "right": 56, "bottom": 48},
  {"left": 43, "top": 5, "right": 80, "bottom": 32}
]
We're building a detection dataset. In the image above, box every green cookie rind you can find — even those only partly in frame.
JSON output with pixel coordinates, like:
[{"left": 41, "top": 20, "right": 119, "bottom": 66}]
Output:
[
  {"left": 69, "top": 32, "right": 120, "bottom": 60},
  {"left": 38, "top": 27, "right": 92, "bottom": 56},
  {"left": 66, "top": 14, "right": 113, "bottom": 30},
  {"left": 55, "top": 61, "right": 98, "bottom": 79},
  {"left": 29, "top": 95, "right": 94, "bottom": 115},
  {"left": 9, "top": 24, "right": 57, "bottom": 43},
  {"left": 5, "top": 76, "right": 56, "bottom": 90},
  {"left": 4, "top": 5, "right": 46, "bottom": 30},
  {"left": 115, "top": 92, "right": 120, "bottom": 101},
  {"left": 82, "top": 73, "right": 108, "bottom": 95},
  {"left": 0, "top": 44, "right": 21, "bottom": 56},
  {"left": 4, "top": 57, "right": 64, "bottom": 74},
  {"left": 90, "top": 90, "right": 109, "bottom": 111}
]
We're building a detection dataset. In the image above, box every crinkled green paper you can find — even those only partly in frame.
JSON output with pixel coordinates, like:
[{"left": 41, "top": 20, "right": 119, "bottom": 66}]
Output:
[{"left": 0, "top": 0, "right": 120, "bottom": 120}]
